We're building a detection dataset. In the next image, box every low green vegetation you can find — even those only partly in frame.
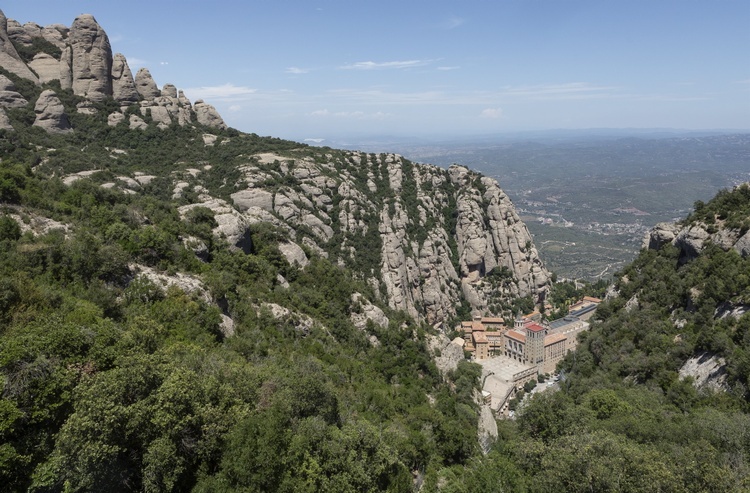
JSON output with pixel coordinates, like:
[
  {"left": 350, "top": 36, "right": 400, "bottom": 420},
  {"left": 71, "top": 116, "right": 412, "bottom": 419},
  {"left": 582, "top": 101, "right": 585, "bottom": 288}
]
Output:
[
  {"left": 2, "top": 45, "right": 749, "bottom": 490},
  {"left": 0, "top": 152, "right": 482, "bottom": 492}
]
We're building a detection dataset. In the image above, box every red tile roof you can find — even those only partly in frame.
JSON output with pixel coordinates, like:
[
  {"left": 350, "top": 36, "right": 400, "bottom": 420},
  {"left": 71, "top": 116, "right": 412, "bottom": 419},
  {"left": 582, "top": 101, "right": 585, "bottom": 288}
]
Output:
[
  {"left": 544, "top": 333, "right": 567, "bottom": 346},
  {"left": 525, "top": 322, "right": 546, "bottom": 333},
  {"left": 505, "top": 330, "right": 526, "bottom": 343}
]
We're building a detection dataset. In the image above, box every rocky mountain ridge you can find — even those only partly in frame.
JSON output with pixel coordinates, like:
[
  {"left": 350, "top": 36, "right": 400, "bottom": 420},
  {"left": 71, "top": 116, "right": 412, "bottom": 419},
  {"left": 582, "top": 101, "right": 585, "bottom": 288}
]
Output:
[
  {"left": 0, "top": 10, "right": 225, "bottom": 133},
  {"left": 0, "top": 10, "right": 550, "bottom": 328},
  {"left": 183, "top": 150, "right": 550, "bottom": 326}
]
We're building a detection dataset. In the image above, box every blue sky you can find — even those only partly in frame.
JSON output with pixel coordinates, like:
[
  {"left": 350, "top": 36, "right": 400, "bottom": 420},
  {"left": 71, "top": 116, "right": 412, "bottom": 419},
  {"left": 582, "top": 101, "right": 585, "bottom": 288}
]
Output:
[{"left": 4, "top": 1, "right": 749, "bottom": 140}]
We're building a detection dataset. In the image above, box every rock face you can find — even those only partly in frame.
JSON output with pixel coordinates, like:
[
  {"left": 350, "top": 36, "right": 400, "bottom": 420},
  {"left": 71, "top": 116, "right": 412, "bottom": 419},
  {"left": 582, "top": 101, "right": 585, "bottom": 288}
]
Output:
[
  {"left": 0, "top": 10, "right": 228, "bottom": 131},
  {"left": 29, "top": 53, "right": 61, "bottom": 83},
  {"left": 643, "top": 222, "right": 680, "bottom": 250},
  {"left": 111, "top": 53, "right": 139, "bottom": 103},
  {"left": 645, "top": 200, "right": 750, "bottom": 262},
  {"left": 32, "top": 90, "right": 72, "bottom": 134},
  {"left": 679, "top": 352, "right": 728, "bottom": 392},
  {"left": 0, "top": 10, "right": 39, "bottom": 83},
  {"left": 0, "top": 75, "right": 28, "bottom": 107},
  {"left": 134, "top": 68, "right": 160, "bottom": 99},
  {"left": 223, "top": 152, "right": 550, "bottom": 327},
  {"left": 68, "top": 14, "right": 112, "bottom": 101},
  {"left": 194, "top": 100, "right": 227, "bottom": 129}
]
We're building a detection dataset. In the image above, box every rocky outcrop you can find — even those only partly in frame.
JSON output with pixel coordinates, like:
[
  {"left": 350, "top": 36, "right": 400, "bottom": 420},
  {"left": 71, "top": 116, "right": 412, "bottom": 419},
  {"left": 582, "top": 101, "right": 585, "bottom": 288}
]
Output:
[
  {"left": 178, "top": 198, "right": 253, "bottom": 253},
  {"left": 0, "top": 75, "right": 28, "bottom": 107},
  {"left": 7, "top": 19, "right": 32, "bottom": 45},
  {"left": 41, "top": 24, "right": 68, "bottom": 50},
  {"left": 107, "top": 111, "right": 125, "bottom": 127},
  {"left": 350, "top": 292, "right": 389, "bottom": 332},
  {"left": 643, "top": 222, "right": 680, "bottom": 250},
  {"left": 0, "top": 10, "right": 39, "bottom": 83},
  {"left": 162, "top": 84, "right": 177, "bottom": 98},
  {"left": 221, "top": 152, "right": 549, "bottom": 327},
  {"left": 69, "top": 14, "right": 112, "bottom": 101},
  {"left": 679, "top": 352, "right": 728, "bottom": 392},
  {"left": 134, "top": 67, "right": 160, "bottom": 99},
  {"left": 128, "top": 263, "right": 211, "bottom": 303},
  {"left": 674, "top": 224, "right": 711, "bottom": 262},
  {"left": 32, "top": 90, "right": 72, "bottom": 134},
  {"left": 646, "top": 214, "right": 750, "bottom": 262},
  {"left": 111, "top": 53, "right": 138, "bottom": 103},
  {"left": 194, "top": 100, "right": 227, "bottom": 129},
  {"left": 0, "top": 10, "right": 228, "bottom": 131},
  {"left": 28, "top": 53, "right": 61, "bottom": 83},
  {"left": 278, "top": 241, "right": 309, "bottom": 268},
  {"left": 734, "top": 230, "right": 750, "bottom": 257},
  {"left": 477, "top": 404, "right": 498, "bottom": 454},
  {"left": 430, "top": 334, "right": 466, "bottom": 375}
]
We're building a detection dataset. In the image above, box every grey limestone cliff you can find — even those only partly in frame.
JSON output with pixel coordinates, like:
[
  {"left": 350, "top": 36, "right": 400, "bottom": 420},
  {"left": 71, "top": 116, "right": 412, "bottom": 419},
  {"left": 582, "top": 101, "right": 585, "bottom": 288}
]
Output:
[
  {"left": 68, "top": 14, "right": 113, "bottom": 102},
  {"left": 0, "top": 8, "right": 228, "bottom": 132},
  {"left": 203, "top": 150, "right": 550, "bottom": 327}
]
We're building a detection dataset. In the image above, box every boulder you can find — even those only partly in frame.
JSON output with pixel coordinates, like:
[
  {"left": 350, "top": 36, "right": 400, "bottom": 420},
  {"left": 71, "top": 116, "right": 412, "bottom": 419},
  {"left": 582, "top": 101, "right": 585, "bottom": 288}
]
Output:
[
  {"left": 644, "top": 222, "right": 680, "bottom": 250},
  {"left": 0, "top": 10, "right": 39, "bottom": 83},
  {"left": 111, "top": 53, "right": 139, "bottom": 103},
  {"left": 161, "top": 83, "right": 178, "bottom": 98},
  {"left": 41, "top": 24, "right": 69, "bottom": 50},
  {"left": 6, "top": 19, "right": 32, "bottom": 45},
  {"left": 0, "top": 75, "right": 27, "bottom": 107},
  {"left": 674, "top": 224, "right": 710, "bottom": 262},
  {"left": 69, "top": 14, "right": 113, "bottom": 101},
  {"left": 194, "top": 99, "right": 227, "bottom": 129},
  {"left": 278, "top": 241, "right": 309, "bottom": 268},
  {"left": 32, "top": 89, "right": 72, "bottom": 134},
  {"left": 28, "top": 53, "right": 61, "bottom": 83},
  {"left": 107, "top": 111, "right": 125, "bottom": 127},
  {"left": 231, "top": 189, "right": 274, "bottom": 212},
  {"left": 129, "top": 114, "right": 147, "bottom": 130},
  {"left": 134, "top": 67, "right": 160, "bottom": 99}
]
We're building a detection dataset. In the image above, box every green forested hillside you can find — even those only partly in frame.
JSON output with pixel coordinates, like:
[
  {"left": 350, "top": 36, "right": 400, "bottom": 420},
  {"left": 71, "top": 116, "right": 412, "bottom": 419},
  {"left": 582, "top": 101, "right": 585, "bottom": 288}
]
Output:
[
  {"left": 2, "top": 44, "right": 750, "bottom": 491},
  {"left": 0, "top": 136, "right": 487, "bottom": 491}
]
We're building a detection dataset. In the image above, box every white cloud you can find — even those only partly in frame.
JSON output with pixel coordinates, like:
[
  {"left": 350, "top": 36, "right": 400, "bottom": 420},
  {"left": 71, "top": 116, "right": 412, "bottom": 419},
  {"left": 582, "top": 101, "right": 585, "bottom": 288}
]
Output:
[
  {"left": 340, "top": 60, "right": 432, "bottom": 70},
  {"left": 480, "top": 107, "right": 503, "bottom": 119},
  {"left": 310, "top": 109, "right": 389, "bottom": 120},
  {"left": 124, "top": 57, "right": 148, "bottom": 68},
  {"left": 228, "top": 105, "right": 242, "bottom": 112},
  {"left": 439, "top": 16, "right": 465, "bottom": 29},
  {"left": 286, "top": 67, "right": 309, "bottom": 74},
  {"left": 183, "top": 84, "right": 257, "bottom": 102},
  {"left": 498, "top": 82, "right": 620, "bottom": 100},
  {"left": 160, "top": 61, "right": 169, "bottom": 66},
  {"left": 437, "top": 66, "right": 460, "bottom": 71}
]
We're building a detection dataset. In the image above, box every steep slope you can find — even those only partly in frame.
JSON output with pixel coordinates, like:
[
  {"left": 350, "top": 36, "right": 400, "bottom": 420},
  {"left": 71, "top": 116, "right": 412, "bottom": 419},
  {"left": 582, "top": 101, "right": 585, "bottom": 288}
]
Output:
[{"left": 193, "top": 149, "right": 549, "bottom": 326}]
